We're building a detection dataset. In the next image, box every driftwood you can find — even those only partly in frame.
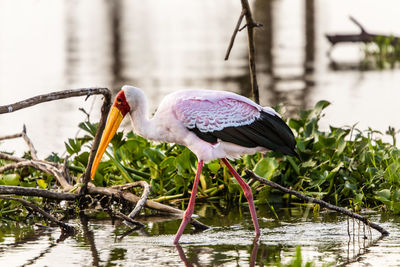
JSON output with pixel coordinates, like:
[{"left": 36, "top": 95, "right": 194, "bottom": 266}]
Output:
[
  {"left": 326, "top": 16, "right": 400, "bottom": 46},
  {"left": 225, "top": 0, "right": 262, "bottom": 104},
  {"left": 246, "top": 170, "right": 390, "bottom": 236}
]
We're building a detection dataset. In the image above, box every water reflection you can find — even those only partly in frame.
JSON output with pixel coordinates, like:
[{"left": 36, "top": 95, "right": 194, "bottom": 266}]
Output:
[
  {"left": 1, "top": 0, "right": 400, "bottom": 156},
  {"left": 1, "top": 205, "right": 399, "bottom": 266}
]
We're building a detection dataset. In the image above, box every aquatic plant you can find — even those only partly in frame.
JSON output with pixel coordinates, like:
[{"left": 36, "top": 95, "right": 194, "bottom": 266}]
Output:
[{"left": 1, "top": 100, "right": 399, "bottom": 213}]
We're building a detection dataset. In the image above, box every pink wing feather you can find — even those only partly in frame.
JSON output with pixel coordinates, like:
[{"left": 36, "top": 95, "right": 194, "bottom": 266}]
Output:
[{"left": 174, "top": 97, "right": 261, "bottom": 132}]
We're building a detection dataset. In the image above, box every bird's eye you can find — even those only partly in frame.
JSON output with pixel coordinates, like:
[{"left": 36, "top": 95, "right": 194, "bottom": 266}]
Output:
[{"left": 117, "top": 98, "right": 122, "bottom": 104}]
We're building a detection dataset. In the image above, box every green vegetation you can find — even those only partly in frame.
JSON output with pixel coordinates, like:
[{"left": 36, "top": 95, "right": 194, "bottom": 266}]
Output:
[
  {"left": 363, "top": 35, "right": 400, "bottom": 69},
  {"left": 1, "top": 100, "right": 400, "bottom": 214}
]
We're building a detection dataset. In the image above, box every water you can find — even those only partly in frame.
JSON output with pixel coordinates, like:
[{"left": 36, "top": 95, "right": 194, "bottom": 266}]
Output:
[
  {"left": 1, "top": 0, "right": 400, "bottom": 266},
  {"left": 1, "top": 0, "right": 400, "bottom": 157},
  {"left": 0, "top": 205, "right": 399, "bottom": 266}
]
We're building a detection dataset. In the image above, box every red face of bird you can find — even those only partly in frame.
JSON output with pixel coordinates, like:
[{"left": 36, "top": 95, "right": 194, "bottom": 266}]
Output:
[{"left": 90, "top": 90, "right": 131, "bottom": 179}]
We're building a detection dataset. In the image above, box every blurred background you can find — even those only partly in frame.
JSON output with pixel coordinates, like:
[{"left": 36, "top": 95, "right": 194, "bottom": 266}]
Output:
[{"left": 0, "top": 0, "right": 399, "bottom": 157}]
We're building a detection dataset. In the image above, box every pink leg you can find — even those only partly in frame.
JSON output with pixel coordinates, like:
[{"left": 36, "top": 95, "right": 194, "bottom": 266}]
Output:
[
  {"left": 174, "top": 160, "right": 204, "bottom": 244},
  {"left": 221, "top": 158, "right": 260, "bottom": 236}
]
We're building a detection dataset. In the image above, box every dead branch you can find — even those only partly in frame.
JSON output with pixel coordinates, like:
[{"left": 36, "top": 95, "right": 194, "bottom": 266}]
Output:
[
  {"left": 127, "top": 183, "right": 150, "bottom": 219},
  {"left": 225, "top": 9, "right": 246, "bottom": 60},
  {"left": 349, "top": 16, "right": 367, "bottom": 34},
  {"left": 21, "top": 124, "right": 38, "bottom": 160},
  {"left": 112, "top": 181, "right": 152, "bottom": 219},
  {"left": 246, "top": 170, "right": 390, "bottom": 236},
  {"left": 87, "top": 183, "right": 209, "bottom": 230},
  {"left": 240, "top": 0, "right": 260, "bottom": 104},
  {"left": 0, "top": 132, "right": 23, "bottom": 141},
  {"left": 0, "top": 125, "right": 37, "bottom": 159},
  {"left": 81, "top": 90, "right": 112, "bottom": 194},
  {"left": 326, "top": 16, "right": 400, "bottom": 46},
  {"left": 0, "top": 196, "right": 76, "bottom": 233},
  {"left": 0, "top": 87, "right": 111, "bottom": 193},
  {"left": 225, "top": 1, "right": 261, "bottom": 103},
  {"left": 115, "top": 211, "right": 145, "bottom": 228},
  {"left": 0, "top": 152, "right": 72, "bottom": 189},
  {"left": 0, "top": 88, "right": 109, "bottom": 114},
  {"left": 0, "top": 185, "right": 77, "bottom": 200}
]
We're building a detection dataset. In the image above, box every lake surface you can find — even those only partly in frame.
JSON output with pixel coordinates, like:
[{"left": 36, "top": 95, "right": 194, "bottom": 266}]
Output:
[
  {"left": 1, "top": 1, "right": 400, "bottom": 266},
  {"left": 1, "top": 0, "right": 400, "bottom": 157},
  {"left": 0, "top": 205, "right": 399, "bottom": 266}
]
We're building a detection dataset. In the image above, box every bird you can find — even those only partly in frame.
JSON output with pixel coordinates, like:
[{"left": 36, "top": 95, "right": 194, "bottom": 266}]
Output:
[{"left": 90, "top": 85, "right": 297, "bottom": 244}]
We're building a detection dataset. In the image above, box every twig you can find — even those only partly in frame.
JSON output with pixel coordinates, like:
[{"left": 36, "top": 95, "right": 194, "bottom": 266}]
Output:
[
  {"left": 115, "top": 211, "right": 145, "bottom": 228},
  {"left": 119, "top": 181, "right": 151, "bottom": 219},
  {"left": 0, "top": 132, "right": 23, "bottom": 141},
  {"left": 0, "top": 196, "right": 76, "bottom": 233},
  {"left": 112, "top": 181, "right": 152, "bottom": 219},
  {"left": 0, "top": 125, "right": 37, "bottom": 159},
  {"left": 22, "top": 124, "right": 38, "bottom": 160},
  {"left": 349, "top": 16, "right": 367, "bottom": 34},
  {"left": 225, "top": 9, "right": 246, "bottom": 60},
  {"left": 0, "top": 185, "right": 77, "bottom": 200},
  {"left": 246, "top": 170, "right": 390, "bottom": 236}
]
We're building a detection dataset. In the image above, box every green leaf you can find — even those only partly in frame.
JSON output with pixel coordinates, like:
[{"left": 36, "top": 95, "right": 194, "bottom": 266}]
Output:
[
  {"left": 253, "top": 158, "right": 278, "bottom": 180},
  {"left": 37, "top": 179, "right": 47, "bottom": 189},
  {"left": 207, "top": 161, "right": 221, "bottom": 174},
  {"left": 376, "top": 189, "right": 391, "bottom": 201},
  {"left": 312, "top": 100, "right": 330, "bottom": 117},
  {"left": 288, "top": 118, "right": 303, "bottom": 132},
  {"left": 144, "top": 148, "right": 165, "bottom": 164},
  {"left": 79, "top": 121, "right": 97, "bottom": 137},
  {"left": 0, "top": 174, "right": 20, "bottom": 186},
  {"left": 174, "top": 175, "right": 185, "bottom": 191},
  {"left": 336, "top": 138, "right": 346, "bottom": 155}
]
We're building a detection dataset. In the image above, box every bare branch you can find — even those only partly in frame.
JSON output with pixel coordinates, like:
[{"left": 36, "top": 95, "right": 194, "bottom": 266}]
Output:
[
  {"left": 0, "top": 185, "right": 77, "bottom": 200},
  {"left": 115, "top": 211, "right": 145, "bottom": 228},
  {"left": 80, "top": 91, "right": 112, "bottom": 194},
  {"left": 22, "top": 124, "right": 38, "bottom": 160},
  {"left": 349, "top": 16, "right": 367, "bottom": 34},
  {"left": 127, "top": 181, "right": 151, "bottom": 219},
  {"left": 225, "top": 1, "right": 260, "bottom": 103},
  {"left": 0, "top": 88, "right": 109, "bottom": 115},
  {"left": 225, "top": 9, "right": 246, "bottom": 60},
  {"left": 0, "top": 132, "right": 23, "bottom": 141},
  {"left": 0, "top": 125, "right": 38, "bottom": 159},
  {"left": 246, "top": 170, "right": 390, "bottom": 236},
  {"left": 87, "top": 183, "right": 209, "bottom": 230},
  {"left": 0, "top": 196, "right": 76, "bottom": 233},
  {"left": 240, "top": 0, "right": 260, "bottom": 104},
  {"left": 0, "top": 152, "right": 72, "bottom": 189}
]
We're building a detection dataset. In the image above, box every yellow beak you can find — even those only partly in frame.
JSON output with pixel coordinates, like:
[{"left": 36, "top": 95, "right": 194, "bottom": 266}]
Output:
[{"left": 90, "top": 106, "right": 124, "bottom": 179}]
